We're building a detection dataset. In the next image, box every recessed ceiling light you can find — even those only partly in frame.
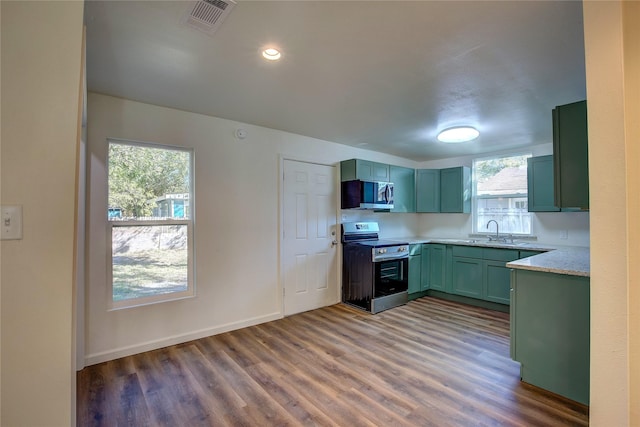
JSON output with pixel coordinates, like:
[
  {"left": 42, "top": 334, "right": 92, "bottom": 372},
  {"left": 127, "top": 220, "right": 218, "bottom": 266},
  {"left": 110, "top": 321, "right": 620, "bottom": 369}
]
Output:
[
  {"left": 437, "top": 126, "right": 480, "bottom": 143},
  {"left": 262, "top": 48, "right": 281, "bottom": 61}
]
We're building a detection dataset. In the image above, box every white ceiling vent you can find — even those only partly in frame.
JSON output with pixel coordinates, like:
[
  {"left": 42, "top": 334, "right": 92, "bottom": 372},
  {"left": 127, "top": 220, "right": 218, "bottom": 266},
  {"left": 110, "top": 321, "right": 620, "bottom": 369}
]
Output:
[{"left": 183, "top": 0, "right": 236, "bottom": 36}]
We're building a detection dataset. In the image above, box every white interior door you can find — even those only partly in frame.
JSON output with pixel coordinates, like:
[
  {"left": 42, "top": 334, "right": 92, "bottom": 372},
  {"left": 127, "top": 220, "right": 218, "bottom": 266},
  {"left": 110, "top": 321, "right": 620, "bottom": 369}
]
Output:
[{"left": 283, "top": 159, "right": 338, "bottom": 316}]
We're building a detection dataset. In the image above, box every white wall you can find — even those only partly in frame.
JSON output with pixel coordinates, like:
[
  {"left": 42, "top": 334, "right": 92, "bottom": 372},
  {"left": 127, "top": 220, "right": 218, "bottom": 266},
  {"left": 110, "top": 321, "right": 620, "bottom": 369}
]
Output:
[
  {"left": 0, "top": 3, "right": 3, "bottom": 419},
  {"left": 416, "top": 143, "right": 591, "bottom": 247},
  {"left": 340, "top": 211, "right": 420, "bottom": 239},
  {"left": 85, "top": 93, "right": 419, "bottom": 364},
  {"left": 624, "top": 3, "right": 640, "bottom": 421},
  {"left": 584, "top": 1, "right": 639, "bottom": 425},
  {"left": 0, "top": 1, "right": 84, "bottom": 425}
]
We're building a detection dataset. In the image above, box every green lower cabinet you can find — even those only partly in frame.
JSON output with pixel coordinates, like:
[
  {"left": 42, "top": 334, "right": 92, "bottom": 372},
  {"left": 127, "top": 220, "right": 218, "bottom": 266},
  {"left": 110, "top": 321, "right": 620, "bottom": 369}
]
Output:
[
  {"left": 446, "top": 245, "right": 522, "bottom": 306},
  {"left": 430, "top": 245, "right": 447, "bottom": 291},
  {"left": 451, "top": 256, "right": 483, "bottom": 298},
  {"left": 482, "top": 248, "right": 519, "bottom": 304},
  {"left": 483, "top": 260, "right": 511, "bottom": 304},
  {"left": 408, "top": 244, "right": 422, "bottom": 294},
  {"left": 450, "top": 246, "right": 483, "bottom": 299},
  {"left": 424, "top": 244, "right": 446, "bottom": 291},
  {"left": 511, "top": 269, "right": 590, "bottom": 405},
  {"left": 420, "top": 245, "right": 430, "bottom": 291},
  {"left": 421, "top": 245, "right": 544, "bottom": 309}
]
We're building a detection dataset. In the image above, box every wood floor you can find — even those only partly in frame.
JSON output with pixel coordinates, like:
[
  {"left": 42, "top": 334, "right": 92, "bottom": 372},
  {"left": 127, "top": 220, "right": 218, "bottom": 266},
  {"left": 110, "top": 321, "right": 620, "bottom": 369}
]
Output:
[{"left": 77, "top": 297, "right": 589, "bottom": 426}]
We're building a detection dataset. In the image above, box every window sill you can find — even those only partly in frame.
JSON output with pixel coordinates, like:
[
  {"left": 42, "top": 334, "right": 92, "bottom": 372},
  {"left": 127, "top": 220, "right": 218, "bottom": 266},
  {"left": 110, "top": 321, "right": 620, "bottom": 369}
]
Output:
[{"left": 108, "top": 292, "right": 195, "bottom": 311}]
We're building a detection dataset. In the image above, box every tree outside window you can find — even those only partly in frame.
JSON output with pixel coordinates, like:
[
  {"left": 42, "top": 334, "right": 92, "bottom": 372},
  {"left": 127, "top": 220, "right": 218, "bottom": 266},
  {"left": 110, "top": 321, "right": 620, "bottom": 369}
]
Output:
[{"left": 108, "top": 140, "right": 194, "bottom": 307}]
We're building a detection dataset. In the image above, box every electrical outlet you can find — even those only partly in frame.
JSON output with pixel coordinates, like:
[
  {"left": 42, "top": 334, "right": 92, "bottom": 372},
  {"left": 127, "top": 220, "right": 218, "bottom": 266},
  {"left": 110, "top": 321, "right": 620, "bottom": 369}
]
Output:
[
  {"left": 560, "top": 229, "right": 568, "bottom": 240},
  {"left": 1, "top": 205, "right": 23, "bottom": 240}
]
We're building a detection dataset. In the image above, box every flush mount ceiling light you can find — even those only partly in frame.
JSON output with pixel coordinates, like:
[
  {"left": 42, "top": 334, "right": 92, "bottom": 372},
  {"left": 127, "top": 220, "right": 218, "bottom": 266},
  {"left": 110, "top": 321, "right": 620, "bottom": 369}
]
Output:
[
  {"left": 437, "top": 126, "right": 480, "bottom": 143},
  {"left": 262, "top": 48, "right": 281, "bottom": 61}
]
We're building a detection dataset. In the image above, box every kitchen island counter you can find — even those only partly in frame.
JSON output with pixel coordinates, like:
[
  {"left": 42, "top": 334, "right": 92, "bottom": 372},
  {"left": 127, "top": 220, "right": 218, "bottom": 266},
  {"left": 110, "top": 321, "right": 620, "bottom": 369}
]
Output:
[{"left": 506, "top": 246, "right": 589, "bottom": 277}]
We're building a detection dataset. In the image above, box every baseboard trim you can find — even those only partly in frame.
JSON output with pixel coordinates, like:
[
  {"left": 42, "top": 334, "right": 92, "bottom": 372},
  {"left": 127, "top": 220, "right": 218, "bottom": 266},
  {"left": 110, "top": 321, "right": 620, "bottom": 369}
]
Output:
[{"left": 84, "top": 311, "right": 283, "bottom": 366}]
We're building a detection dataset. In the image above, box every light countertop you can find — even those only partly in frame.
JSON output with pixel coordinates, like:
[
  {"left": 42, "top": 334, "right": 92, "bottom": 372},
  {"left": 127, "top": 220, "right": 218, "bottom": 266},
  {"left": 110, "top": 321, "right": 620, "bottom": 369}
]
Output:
[
  {"left": 394, "top": 237, "right": 590, "bottom": 277},
  {"left": 505, "top": 246, "right": 589, "bottom": 277}
]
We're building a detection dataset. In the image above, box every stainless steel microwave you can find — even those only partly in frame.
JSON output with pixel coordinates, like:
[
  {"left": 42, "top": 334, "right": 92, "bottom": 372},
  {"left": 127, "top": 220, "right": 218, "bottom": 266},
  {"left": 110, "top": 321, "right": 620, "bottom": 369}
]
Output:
[{"left": 341, "top": 180, "right": 394, "bottom": 210}]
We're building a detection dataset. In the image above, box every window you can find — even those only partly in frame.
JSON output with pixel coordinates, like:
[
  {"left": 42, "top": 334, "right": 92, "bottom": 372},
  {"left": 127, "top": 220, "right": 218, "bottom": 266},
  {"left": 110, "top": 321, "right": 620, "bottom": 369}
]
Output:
[
  {"left": 108, "top": 140, "right": 194, "bottom": 308},
  {"left": 473, "top": 153, "right": 531, "bottom": 235}
]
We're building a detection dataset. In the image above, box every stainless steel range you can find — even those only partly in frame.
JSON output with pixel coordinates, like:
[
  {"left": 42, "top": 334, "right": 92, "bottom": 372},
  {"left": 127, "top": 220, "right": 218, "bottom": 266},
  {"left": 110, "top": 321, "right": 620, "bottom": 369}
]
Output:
[{"left": 341, "top": 222, "right": 409, "bottom": 313}]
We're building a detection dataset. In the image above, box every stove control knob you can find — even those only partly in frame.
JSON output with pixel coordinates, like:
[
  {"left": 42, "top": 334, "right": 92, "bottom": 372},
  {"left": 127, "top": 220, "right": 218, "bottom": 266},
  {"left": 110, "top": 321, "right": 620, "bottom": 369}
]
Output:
[{"left": 379, "top": 248, "right": 387, "bottom": 254}]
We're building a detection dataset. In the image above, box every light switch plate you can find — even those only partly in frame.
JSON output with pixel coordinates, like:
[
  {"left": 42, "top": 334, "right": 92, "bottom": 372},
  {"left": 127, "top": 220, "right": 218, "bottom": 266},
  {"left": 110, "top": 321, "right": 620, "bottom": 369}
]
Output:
[{"left": 2, "top": 205, "right": 23, "bottom": 240}]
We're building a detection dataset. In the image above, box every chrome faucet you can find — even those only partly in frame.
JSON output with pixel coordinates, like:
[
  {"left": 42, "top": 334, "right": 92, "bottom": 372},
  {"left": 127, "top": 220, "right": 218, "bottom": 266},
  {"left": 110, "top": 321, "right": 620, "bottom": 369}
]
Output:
[{"left": 486, "top": 220, "right": 499, "bottom": 241}]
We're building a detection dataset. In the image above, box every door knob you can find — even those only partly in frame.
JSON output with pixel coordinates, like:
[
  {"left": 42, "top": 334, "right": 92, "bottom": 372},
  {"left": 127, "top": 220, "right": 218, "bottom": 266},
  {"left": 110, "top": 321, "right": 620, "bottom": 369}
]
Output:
[{"left": 331, "top": 240, "right": 338, "bottom": 247}]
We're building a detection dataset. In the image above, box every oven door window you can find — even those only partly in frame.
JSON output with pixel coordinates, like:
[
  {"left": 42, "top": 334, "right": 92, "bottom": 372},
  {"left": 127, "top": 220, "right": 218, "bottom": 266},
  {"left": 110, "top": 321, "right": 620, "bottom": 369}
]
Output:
[{"left": 374, "top": 258, "right": 408, "bottom": 297}]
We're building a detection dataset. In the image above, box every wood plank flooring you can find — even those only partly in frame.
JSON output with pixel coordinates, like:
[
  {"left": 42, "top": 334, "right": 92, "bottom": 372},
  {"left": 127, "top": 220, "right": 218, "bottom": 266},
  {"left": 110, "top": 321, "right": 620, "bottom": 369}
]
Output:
[{"left": 77, "top": 297, "right": 589, "bottom": 426}]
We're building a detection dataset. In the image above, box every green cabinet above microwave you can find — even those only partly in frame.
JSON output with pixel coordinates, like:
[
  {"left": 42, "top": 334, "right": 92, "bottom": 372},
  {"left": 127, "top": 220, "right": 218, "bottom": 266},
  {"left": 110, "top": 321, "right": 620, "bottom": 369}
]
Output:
[{"left": 340, "top": 159, "right": 390, "bottom": 182}]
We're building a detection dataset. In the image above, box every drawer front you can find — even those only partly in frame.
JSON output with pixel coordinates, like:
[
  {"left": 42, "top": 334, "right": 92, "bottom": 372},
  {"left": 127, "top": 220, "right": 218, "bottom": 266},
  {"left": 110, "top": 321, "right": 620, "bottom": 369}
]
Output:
[
  {"left": 409, "top": 244, "right": 422, "bottom": 256},
  {"left": 452, "top": 245, "right": 483, "bottom": 259},
  {"left": 482, "top": 248, "right": 519, "bottom": 262}
]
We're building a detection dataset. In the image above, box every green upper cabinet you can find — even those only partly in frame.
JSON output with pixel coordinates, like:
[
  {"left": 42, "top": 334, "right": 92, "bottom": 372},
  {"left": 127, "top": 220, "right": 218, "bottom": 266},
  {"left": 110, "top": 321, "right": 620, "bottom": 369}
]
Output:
[
  {"left": 340, "top": 159, "right": 390, "bottom": 182},
  {"left": 552, "top": 100, "right": 589, "bottom": 209},
  {"left": 416, "top": 167, "right": 470, "bottom": 213},
  {"left": 416, "top": 169, "right": 440, "bottom": 213},
  {"left": 527, "top": 155, "right": 560, "bottom": 212},
  {"left": 340, "top": 159, "right": 472, "bottom": 214},
  {"left": 390, "top": 165, "right": 416, "bottom": 213},
  {"left": 440, "top": 166, "right": 471, "bottom": 213}
]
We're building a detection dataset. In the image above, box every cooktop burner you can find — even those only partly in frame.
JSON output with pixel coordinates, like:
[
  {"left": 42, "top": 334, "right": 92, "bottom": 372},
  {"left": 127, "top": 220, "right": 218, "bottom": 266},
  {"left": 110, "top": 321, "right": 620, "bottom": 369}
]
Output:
[{"left": 341, "top": 222, "right": 409, "bottom": 248}]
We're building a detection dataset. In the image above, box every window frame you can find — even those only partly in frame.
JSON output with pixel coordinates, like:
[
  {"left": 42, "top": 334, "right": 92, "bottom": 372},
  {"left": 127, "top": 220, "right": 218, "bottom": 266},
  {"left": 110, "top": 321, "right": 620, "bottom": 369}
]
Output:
[
  {"left": 107, "top": 138, "right": 195, "bottom": 310},
  {"left": 472, "top": 152, "right": 532, "bottom": 237}
]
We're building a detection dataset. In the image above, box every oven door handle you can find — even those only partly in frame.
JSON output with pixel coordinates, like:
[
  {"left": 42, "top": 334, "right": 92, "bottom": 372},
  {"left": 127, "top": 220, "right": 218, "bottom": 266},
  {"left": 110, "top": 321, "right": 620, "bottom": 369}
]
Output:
[{"left": 373, "top": 253, "right": 409, "bottom": 262}]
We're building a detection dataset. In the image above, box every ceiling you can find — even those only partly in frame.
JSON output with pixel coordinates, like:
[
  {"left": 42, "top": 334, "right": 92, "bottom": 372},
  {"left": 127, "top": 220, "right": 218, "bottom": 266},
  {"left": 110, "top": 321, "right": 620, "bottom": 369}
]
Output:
[{"left": 84, "top": 0, "right": 587, "bottom": 161}]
